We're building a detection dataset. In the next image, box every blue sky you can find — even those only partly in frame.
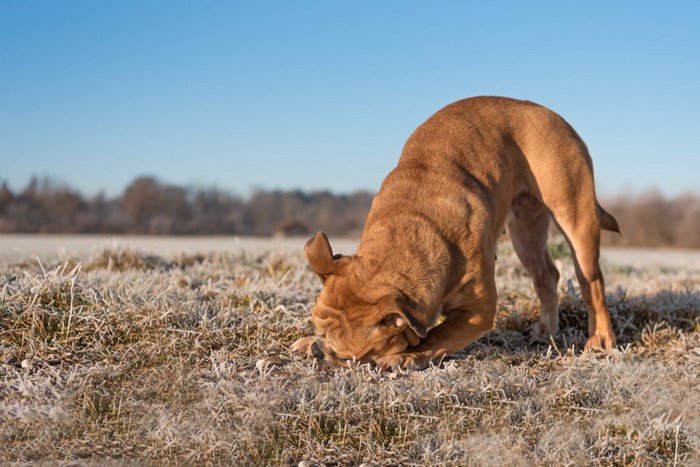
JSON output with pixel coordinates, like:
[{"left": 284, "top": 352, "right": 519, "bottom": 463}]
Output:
[{"left": 1, "top": 1, "right": 698, "bottom": 198}]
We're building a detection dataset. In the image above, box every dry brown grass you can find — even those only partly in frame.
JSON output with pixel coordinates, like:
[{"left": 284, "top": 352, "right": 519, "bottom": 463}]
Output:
[{"left": 1, "top": 239, "right": 699, "bottom": 466}]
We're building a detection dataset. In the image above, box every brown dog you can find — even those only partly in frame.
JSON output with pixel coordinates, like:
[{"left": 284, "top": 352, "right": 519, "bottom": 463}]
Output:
[{"left": 293, "top": 96, "right": 619, "bottom": 370}]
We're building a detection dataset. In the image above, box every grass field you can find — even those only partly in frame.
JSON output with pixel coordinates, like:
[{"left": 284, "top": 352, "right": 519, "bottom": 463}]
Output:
[{"left": 1, "top": 235, "right": 699, "bottom": 465}]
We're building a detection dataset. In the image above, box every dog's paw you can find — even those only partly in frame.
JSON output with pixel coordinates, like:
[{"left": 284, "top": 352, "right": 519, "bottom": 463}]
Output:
[
  {"left": 583, "top": 332, "right": 616, "bottom": 351},
  {"left": 375, "top": 352, "right": 431, "bottom": 371},
  {"left": 529, "top": 321, "right": 550, "bottom": 338},
  {"left": 292, "top": 337, "right": 325, "bottom": 359},
  {"left": 529, "top": 317, "right": 559, "bottom": 338}
]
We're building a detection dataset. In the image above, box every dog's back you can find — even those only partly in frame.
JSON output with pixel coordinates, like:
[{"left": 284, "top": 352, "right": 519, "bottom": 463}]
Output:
[{"left": 373, "top": 96, "right": 618, "bottom": 235}]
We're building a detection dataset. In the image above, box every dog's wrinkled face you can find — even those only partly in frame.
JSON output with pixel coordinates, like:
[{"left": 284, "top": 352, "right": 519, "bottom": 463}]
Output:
[{"left": 304, "top": 232, "right": 427, "bottom": 365}]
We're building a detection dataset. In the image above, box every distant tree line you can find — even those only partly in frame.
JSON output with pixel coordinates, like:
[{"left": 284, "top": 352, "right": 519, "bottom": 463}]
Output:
[
  {"left": 0, "top": 176, "right": 698, "bottom": 247},
  {"left": 0, "top": 176, "right": 372, "bottom": 237},
  {"left": 600, "top": 191, "right": 700, "bottom": 248}
]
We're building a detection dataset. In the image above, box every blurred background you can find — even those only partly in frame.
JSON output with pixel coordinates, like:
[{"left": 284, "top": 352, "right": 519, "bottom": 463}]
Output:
[{"left": 1, "top": 2, "right": 698, "bottom": 246}]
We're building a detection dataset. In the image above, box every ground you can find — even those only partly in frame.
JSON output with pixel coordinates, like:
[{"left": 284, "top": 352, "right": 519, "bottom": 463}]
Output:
[{"left": 0, "top": 236, "right": 698, "bottom": 466}]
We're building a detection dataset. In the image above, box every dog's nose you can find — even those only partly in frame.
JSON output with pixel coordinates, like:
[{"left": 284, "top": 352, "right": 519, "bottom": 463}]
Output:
[{"left": 310, "top": 340, "right": 325, "bottom": 359}]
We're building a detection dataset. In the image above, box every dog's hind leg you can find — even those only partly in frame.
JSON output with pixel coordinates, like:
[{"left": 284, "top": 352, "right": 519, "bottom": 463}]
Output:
[
  {"left": 545, "top": 188, "right": 616, "bottom": 351},
  {"left": 507, "top": 193, "right": 560, "bottom": 336}
]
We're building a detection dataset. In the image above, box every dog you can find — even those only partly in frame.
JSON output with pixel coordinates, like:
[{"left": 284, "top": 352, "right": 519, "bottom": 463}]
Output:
[{"left": 293, "top": 96, "right": 619, "bottom": 370}]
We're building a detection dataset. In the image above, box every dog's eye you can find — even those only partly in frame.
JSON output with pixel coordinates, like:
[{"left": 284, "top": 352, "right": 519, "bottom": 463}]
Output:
[{"left": 381, "top": 313, "right": 404, "bottom": 329}]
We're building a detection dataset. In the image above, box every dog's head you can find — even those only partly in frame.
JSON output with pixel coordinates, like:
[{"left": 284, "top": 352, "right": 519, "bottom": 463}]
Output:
[{"left": 304, "top": 232, "right": 427, "bottom": 364}]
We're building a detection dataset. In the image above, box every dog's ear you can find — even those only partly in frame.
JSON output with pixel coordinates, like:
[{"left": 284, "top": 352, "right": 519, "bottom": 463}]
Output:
[
  {"left": 305, "top": 231, "right": 339, "bottom": 282},
  {"left": 378, "top": 294, "right": 427, "bottom": 338}
]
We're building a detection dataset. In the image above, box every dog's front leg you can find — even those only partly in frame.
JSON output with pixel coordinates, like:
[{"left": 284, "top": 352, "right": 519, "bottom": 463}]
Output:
[{"left": 376, "top": 291, "right": 497, "bottom": 371}]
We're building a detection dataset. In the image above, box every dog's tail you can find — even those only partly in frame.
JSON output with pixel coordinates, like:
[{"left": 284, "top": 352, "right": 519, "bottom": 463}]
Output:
[{"left": 597, "top": 202, "right": 621, "bottom": 234}]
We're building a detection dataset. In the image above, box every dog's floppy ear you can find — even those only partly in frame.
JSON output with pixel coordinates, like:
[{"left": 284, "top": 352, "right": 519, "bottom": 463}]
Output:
[
  {"left": 305, "top": 231, "right": 339, "bottom": 282},
  {"left": 378, "top": 294, "right": 427, "bottom": 338}
]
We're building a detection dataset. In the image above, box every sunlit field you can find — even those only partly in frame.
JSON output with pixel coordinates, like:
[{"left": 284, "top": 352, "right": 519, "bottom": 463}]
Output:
[{"left": 1, "top": 235, "right": 699, "bottom": 465}]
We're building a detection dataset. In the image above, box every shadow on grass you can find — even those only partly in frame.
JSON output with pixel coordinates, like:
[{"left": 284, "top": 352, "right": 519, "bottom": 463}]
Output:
[{"left": 474, "top": 285, "right": 700, "bottom": 357}]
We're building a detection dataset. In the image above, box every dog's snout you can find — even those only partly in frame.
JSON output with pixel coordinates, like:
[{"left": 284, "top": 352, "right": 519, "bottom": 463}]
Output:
[{"left": 310, "top": 340, "right": 325, "bottom": 359}]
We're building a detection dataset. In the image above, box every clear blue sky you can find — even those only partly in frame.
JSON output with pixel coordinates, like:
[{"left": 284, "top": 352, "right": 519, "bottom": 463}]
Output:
[{"left": 1, "top": 1, "right": 698, "bottom": 198}]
